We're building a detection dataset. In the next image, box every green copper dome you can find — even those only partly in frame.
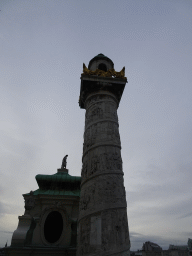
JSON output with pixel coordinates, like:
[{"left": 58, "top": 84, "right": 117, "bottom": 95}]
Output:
[{"left": 23, "top": 172, "right": 81, "bottom": 197}]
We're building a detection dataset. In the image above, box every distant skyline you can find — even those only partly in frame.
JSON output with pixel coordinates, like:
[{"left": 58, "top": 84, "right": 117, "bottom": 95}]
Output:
[{"left": 0, "top": 0, "right": 192, "bottom": 250}]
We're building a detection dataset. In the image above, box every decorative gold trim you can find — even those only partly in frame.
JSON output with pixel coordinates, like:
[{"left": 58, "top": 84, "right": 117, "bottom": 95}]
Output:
[{"left": 82, "top": 63, "right": 126, "bottom": 79}]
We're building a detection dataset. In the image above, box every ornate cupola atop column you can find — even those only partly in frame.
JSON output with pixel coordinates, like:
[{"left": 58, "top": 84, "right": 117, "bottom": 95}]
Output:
[
  {"left": 79, "top": 53, "right": 127, "bottom": 109},
  {"left": 88, "top": 53, "right": 114, "bottom": 71}
]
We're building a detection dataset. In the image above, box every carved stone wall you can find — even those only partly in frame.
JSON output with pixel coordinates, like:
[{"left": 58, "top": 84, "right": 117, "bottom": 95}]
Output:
[{"left": 78, "top": 91, "right": 130, "bottom": 256}]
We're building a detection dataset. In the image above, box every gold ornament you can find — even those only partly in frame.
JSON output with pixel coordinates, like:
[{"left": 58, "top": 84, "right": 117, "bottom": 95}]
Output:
[{"left": 82, "top": 64, "right": 126, "bottom": 79}]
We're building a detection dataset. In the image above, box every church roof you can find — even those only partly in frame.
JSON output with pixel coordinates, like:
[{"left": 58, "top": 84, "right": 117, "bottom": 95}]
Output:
[
  {"left": 30, "top": 188, "right": 80, "bottom": 196},
  {"left": 24, "top": 172, "right": 81, "bottom": 197},
  {"left": 36, "top": 172, "right": 81, "bottom": 185}
]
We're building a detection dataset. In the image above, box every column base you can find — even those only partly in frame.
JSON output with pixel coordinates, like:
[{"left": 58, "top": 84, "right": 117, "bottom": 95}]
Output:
[{"left": 57, "top": 168, "right": 68, "bottom": 174}]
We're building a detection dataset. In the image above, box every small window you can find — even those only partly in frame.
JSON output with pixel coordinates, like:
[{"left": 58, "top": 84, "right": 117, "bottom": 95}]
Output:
[
  {"left": 44, "top": 211, "right": 63, "bottom": 243},
  {"left": 98, "top": 63, "right": 107, "bottom": 72}
]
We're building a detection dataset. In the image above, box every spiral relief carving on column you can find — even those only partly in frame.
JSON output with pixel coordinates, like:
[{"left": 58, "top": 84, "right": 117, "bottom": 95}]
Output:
[{"left": 77, "top": 54, "right": 130, "bottom": 256}]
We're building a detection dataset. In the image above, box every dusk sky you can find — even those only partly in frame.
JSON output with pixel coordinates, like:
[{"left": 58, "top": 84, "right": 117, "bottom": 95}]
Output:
[{"left": 0, "top": 0, "right": 192, "bottom": 250}]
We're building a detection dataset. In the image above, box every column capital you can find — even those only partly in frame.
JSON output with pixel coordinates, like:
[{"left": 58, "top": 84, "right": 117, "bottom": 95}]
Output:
[{"left": 79, "top": 75, "right": 127, "bottom": 109}]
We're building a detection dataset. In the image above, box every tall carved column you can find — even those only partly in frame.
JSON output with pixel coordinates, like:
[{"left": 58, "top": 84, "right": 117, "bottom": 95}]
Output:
[{"left": 77, "top": 54, "right": 130, "bottom": 256}]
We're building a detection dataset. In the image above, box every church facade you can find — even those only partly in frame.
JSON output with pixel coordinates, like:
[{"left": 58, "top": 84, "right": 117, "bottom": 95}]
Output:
[{"left": 9, "top": 166, "right": 80, "bottom": 256}]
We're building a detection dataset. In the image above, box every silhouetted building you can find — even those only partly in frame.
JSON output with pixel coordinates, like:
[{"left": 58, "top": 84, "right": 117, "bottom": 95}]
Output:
[{"left": 142, "top": 241, "right": 162, "bottom": 252}]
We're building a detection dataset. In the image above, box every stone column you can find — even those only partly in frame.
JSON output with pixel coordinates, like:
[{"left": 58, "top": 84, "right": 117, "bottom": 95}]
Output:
[{"left": 77, "top": 87, "right": 130, "bottom": 255}]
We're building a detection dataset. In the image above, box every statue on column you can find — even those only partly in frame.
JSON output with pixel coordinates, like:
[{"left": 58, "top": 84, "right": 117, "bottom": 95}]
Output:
[{"left": 61, "top": 155, "right": 68, "bottom": 169}]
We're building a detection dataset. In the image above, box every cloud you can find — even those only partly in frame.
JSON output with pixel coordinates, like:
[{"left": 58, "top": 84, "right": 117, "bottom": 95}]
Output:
[
  {"left": 0, "top": 230, "right": 12, "bottom": 234},
  {"left": 178, "top": 212, "right": 192, "bottom": 219},
  {"left": 0, "top": 201, "right": 22, "bottom": 217},
  {"left": 127, "top": 185, "right": 192, "bottom": 226},
  {"left": 130, "top": 231, "right": 177, "bottom": 250},
  {"left": 126, "top": 159, "right": 192, "bottom": 222},
  {"left": 181, "top": 232, "right": 192, "bottom": 237}
]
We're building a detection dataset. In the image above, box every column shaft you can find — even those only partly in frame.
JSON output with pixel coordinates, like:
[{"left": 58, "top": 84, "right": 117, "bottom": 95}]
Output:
[{"left": 77, "top": 91, "right": 130, "bottom": 256}]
